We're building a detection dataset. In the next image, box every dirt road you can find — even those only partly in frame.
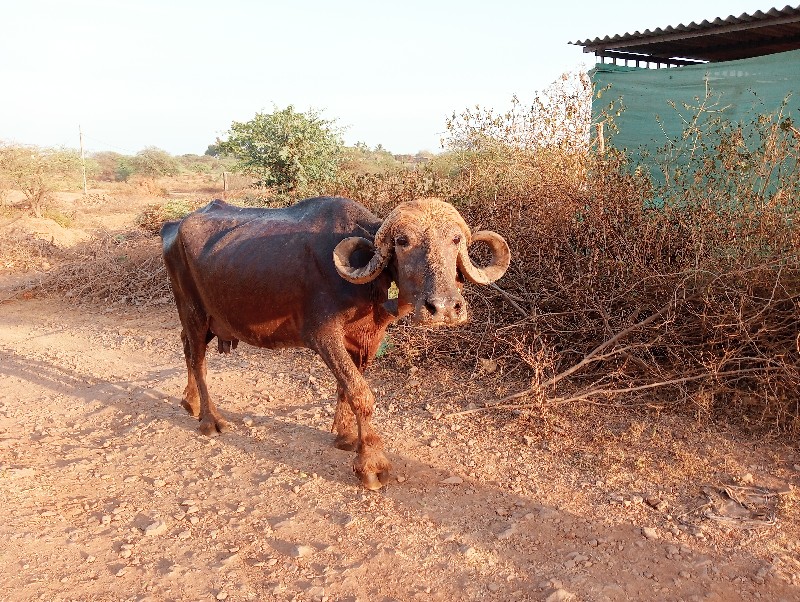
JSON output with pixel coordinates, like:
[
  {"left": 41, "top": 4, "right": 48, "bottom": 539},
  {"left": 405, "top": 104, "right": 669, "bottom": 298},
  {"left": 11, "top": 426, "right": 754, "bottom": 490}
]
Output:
[{"left": 2, "top": 298, "right": 800, "bottom": 601}]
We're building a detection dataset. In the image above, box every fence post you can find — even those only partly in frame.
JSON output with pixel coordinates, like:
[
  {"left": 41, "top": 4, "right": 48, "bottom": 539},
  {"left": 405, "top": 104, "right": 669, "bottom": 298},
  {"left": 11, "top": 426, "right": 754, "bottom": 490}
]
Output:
[{"left": 596, "top": 122, "right": 605, "bottom": 154}]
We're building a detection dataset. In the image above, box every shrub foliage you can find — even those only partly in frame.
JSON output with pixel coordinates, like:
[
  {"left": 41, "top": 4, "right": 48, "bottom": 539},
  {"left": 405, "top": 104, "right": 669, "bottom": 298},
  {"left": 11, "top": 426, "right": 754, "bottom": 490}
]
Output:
[
  {"left": 0, "top": 144, "right": 82, "bottom": 216},
  {"left": 218, "top": 105, "right": 344, "bottom": 196}
]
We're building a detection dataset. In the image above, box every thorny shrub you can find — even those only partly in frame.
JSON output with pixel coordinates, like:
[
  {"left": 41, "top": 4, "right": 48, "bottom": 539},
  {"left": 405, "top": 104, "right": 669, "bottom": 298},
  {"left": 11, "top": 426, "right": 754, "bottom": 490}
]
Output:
[
  {"left": 0, "top": 144, "right": 83, "bottom": 217},
  {"left": 24, "top": 73, "right": 800, "bottom": 435},
  {"left": 331, "top": 75, "right": 800, "bottom": 435}
]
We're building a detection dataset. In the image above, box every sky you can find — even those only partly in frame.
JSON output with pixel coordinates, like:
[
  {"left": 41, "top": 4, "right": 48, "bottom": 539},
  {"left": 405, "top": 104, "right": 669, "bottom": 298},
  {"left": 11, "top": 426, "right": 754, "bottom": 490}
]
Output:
[{"left": 0, "top": 0, "right": 781, "bottom": 156}]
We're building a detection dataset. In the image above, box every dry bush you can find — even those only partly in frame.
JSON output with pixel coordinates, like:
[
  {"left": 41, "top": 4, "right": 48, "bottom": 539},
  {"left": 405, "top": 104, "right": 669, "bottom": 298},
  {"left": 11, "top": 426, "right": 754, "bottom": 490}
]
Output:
[
  {"left": 23, "top": 73, "right": 800, "bottom": 435},
  {"left": 27, "top": 231, "right": 171, "bottom": 306},
  {"left": 332, "top": 76, "right": 800, "bottom": 435},
  {"left": 0, "top": 233, "right": 64, "bottom": 277},
  {"left": 135, "top": 198, "right": 207, "bottom": 235},
  {"left": 119, "top": 177, "right": 170, "bottom": 198}
]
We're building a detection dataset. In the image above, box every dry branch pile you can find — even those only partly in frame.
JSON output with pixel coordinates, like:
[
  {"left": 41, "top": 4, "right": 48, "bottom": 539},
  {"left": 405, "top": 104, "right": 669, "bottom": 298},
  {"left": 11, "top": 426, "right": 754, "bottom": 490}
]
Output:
[
  {"left": 0, "top": 232, "right": 63, "bottom": 276},
  {"left": 28, "top": 231, "right": 171, "bottom": 306}
]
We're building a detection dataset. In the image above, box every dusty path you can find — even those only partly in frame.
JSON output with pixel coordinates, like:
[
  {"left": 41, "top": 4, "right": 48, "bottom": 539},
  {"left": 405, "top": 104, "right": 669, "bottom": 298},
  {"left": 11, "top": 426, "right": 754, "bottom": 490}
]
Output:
[{"left": 1, "top": 298, "right": 800, "bottom": 601}]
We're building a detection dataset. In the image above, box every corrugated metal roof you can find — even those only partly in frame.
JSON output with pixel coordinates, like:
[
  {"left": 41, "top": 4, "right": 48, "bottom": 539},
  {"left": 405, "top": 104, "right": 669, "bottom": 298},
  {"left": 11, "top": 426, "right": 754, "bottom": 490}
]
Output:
[{"left": 572, "top": 5, "right": 800, "bottom": 63}]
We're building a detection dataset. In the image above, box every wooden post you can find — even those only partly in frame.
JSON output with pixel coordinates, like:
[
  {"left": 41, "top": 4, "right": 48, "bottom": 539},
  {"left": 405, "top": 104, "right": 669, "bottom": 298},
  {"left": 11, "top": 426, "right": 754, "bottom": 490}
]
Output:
[
  {"left": 596, "top": 122, "right": 605, "bottom": 154},
  {"left": 78, "top": 125, "right": 87, "bottom": 195},
  {"left": 223, "top": 171, "right": 228, "bottom": 200}
]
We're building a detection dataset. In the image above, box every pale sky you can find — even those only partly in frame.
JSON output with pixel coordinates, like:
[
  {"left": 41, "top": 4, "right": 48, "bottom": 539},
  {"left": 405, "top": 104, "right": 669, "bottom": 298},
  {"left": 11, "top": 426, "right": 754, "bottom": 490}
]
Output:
[{"left": 0, "top": 0, "right": 778, "bottom": 156}]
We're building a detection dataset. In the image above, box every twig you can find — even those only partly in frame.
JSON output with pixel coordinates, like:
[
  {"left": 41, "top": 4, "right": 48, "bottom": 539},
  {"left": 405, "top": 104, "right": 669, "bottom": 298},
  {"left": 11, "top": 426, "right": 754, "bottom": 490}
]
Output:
[
  {"left": 488, "top": 282, "right": 529, "bottom": 318},
  {"left": 495, "top": 294, "right": 685, "bottom": 405},
  {"left": 446, "top": 367, "right": 773, "bottom": 417}
]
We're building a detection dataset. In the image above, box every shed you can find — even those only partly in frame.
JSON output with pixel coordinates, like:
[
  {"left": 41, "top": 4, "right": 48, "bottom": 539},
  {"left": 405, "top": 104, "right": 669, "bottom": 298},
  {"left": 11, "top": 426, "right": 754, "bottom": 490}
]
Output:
[{"left": 571, "top": 6, "right": 800, "bottom": 175}]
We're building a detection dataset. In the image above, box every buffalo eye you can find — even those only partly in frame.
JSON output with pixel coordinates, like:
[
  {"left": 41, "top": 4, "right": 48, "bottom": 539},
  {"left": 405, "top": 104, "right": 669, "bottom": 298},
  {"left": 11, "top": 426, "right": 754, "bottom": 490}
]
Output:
[
  {"left": 452, "top": 234, "right": 462, "bottom": 245},
  {"left": 395, "top": 234, "right": 409, "bottom": 248}
]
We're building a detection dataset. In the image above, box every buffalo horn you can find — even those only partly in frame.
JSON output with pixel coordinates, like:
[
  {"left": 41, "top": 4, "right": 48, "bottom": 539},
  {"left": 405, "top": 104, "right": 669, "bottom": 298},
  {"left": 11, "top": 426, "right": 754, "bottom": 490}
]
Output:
[
  {"left": 333, "top": 236, "right": 390, "bottom": 284},
  {"left": 457, "top": 230, "right": 511, "bottom": 285},
  {"left": 334, "top": 212, "right": 398, "bottom": 284}
]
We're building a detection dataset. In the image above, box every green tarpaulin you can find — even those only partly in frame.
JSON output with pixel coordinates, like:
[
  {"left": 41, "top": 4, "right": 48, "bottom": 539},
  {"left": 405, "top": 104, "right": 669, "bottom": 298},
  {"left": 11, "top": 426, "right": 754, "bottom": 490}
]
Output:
[{"left": 591, "top": 49, "right": 800, "bottom": 171}]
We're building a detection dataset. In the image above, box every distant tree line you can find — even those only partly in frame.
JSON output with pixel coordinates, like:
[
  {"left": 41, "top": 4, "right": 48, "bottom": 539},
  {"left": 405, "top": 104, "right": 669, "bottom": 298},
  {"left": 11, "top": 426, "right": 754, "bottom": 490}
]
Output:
[
  {"left": 0, "top": 104, "right": 438, "bottom": 212},
  {"left": 89, "top": 147, "right": 231, "bottom": 182}
]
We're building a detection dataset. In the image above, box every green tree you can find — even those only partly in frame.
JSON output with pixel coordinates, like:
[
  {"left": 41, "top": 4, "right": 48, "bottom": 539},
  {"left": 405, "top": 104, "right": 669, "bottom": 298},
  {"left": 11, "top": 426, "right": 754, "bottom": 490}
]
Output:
[
  {"left": 87, "top": 150, "right": 159, "bottom": 182},
  {"left": 88, "top": 151, "right": 125, "bottom": 181},
  {"left": 115, "top": 157, "right": 136, "bottom": 182},
  {"left": 218, "top": 105, "right": 344, "bottom": 194},
  {"left": 0, "top": 144, "right": 82, "bottom": 216},
  {"left": 132, "top": 147, "right": 180, "bottom": 178}
]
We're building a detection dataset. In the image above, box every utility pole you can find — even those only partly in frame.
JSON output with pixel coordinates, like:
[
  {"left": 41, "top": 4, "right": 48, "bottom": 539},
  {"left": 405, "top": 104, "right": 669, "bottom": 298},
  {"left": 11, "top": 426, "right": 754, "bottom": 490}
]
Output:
[{"left": 78, "top": 124, "right": 88, "bottom": 194}]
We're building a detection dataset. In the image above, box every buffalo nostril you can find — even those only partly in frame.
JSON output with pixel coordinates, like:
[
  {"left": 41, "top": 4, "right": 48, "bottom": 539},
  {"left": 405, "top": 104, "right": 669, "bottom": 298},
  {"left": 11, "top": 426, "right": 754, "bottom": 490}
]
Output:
[
  {"left": 424, "top": 300, "right": 438, "bottom": 315},
  {"left": 453, "top": 302, "right": 462, "bottom": 313}
]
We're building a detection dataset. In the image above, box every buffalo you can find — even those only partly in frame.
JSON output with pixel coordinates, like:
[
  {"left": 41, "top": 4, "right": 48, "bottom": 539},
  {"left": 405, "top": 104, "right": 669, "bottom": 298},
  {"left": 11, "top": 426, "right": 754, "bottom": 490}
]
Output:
[{"left": 161, "top": 196, "right": 510, "bottom": 489}]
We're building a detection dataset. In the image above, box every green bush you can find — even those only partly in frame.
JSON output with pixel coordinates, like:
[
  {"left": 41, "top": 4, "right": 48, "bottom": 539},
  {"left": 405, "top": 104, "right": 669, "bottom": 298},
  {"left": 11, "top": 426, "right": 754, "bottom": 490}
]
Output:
[
  {"left": 134, "top": 199, "right": 199, "bottom": 234},
  {"left": 132, "top": 147, "right": 180, "bottom": 178},
  {"left": 115, "top": 158, "right": 136, "bottom": 182},
  {"left": 218, "top": 105, "right": 344, "bottom": 195}
]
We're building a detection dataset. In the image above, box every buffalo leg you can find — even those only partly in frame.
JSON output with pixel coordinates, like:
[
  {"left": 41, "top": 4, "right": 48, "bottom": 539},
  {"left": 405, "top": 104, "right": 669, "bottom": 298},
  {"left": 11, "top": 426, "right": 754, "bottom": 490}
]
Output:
[
  {"left": 180, "top": 329, "right": 201, "bottom": 417},
  {"left": 332, "top": 348, "right": 370, "bottom": 451},
  {"left": 316, "top": 341, "right": 390, "bottom": 490},
  {"left": 182, "top": 325, "right": 231, "bottom": 435},
  {"left": 332, "top": 382, "right": 358, "bottom": 451}
]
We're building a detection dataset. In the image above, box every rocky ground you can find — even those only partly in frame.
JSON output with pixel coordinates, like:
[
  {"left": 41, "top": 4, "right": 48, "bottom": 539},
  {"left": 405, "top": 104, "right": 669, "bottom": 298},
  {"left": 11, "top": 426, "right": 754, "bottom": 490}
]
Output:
[
  {"left": 2, "top": 298, "right": 800, "bottom": 602},
  {"left": 1, "top": 187, "right": 800, "bottom": 601}
]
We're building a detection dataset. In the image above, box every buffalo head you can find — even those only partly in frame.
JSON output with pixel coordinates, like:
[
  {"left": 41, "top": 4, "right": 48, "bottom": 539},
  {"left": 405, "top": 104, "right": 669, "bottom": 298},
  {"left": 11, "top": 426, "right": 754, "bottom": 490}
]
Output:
[{"left": 333, "top": 198, "right": 510, "bottom": 325}]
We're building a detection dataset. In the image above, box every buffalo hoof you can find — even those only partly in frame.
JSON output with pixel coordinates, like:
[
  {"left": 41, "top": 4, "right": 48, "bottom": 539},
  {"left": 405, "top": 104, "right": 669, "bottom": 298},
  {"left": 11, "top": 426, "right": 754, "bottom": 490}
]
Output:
[
  {"left": 198, "top": 416, "right": 232, "bottom": 436},
  {"left": 333, "top": 434, "right": 358, "bottom": 451},
  {"left": 181, "top": 398, "right": 200, "bottom": 417},
  {"left": 353, "top": 452, "right": 391, "bottom": 490},
  {"left": 359, "top": 470, "right": 390, "bottom": 491}
]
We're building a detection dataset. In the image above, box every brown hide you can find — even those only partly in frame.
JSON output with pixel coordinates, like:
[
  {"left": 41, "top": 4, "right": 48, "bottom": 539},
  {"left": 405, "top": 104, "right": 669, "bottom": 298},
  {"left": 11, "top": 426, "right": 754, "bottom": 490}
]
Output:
[{"left": 161, "top": 196, "right": 509, "bottom": 489}]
